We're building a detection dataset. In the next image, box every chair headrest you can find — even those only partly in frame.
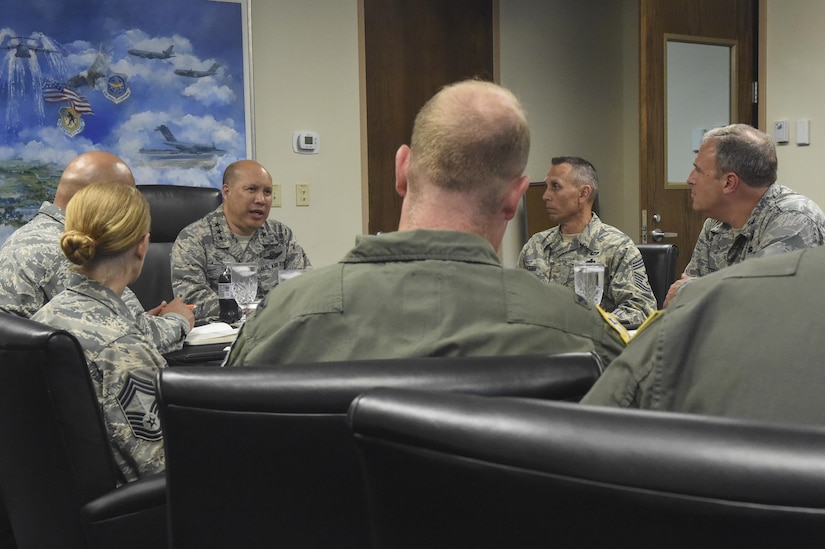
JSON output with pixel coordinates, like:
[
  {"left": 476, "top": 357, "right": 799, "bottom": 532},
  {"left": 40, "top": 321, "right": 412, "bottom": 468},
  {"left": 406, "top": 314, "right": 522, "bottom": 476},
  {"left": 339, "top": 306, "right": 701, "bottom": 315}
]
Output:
[{"left": 138, "top": 185, "right": 222, "bottom": 242}]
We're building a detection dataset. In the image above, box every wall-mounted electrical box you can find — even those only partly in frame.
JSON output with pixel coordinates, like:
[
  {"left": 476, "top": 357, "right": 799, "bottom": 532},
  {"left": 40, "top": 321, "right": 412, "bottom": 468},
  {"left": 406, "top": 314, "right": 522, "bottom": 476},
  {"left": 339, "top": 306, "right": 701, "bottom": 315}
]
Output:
[
  {"left": 293, "top": 131, "right": 320, "bottom": 154},
  {"left": 774, "top": 120, "right": 789, "bottom": 144},
  {"left": 797, "top": 119, "right": 811, "bottom": 146}
]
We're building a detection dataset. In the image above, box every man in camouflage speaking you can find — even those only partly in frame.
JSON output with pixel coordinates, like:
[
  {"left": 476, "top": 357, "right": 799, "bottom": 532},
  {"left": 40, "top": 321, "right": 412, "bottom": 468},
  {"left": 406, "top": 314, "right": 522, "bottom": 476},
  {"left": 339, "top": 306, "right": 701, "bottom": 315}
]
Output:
[
  {"left": 171, "top": 159, "right": 311, "bottom": 323},
  {"left": 518, "top": 156, "right": 656, "bottom": 327},
  {"left": 664, "top": 123, "right": 825, "bottom": 307}
]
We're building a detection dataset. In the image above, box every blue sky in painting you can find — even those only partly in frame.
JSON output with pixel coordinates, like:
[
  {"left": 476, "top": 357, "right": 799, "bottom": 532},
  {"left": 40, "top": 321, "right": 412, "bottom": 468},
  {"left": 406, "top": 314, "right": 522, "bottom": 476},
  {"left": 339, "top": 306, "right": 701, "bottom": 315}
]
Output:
[{"left": 0, "top": 0, "right": 247, "bottom": 188}]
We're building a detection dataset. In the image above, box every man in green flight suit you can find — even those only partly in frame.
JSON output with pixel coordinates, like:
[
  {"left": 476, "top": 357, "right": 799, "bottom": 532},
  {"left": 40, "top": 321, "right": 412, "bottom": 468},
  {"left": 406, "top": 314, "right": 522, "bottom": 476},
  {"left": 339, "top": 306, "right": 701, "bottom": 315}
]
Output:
[{"left": 226, "top": 79, "right": 626, "bottom": 367}]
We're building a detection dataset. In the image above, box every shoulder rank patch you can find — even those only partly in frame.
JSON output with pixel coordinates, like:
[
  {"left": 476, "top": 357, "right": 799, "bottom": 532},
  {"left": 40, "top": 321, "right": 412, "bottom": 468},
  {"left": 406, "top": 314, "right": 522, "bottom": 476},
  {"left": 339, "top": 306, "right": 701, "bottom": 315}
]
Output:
[
  {"left": 117, "top": 373, "right": 162, "bottom": 441},
  {"left": 596, "top": 305, "right": 631, "bottom": 345}
]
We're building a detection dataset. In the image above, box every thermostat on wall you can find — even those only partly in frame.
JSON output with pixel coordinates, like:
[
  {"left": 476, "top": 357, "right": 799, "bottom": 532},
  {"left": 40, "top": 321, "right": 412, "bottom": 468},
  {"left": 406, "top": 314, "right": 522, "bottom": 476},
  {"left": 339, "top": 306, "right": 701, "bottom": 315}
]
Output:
[{"left": 293, "top": 131, "right": 320, "bottom": 154}]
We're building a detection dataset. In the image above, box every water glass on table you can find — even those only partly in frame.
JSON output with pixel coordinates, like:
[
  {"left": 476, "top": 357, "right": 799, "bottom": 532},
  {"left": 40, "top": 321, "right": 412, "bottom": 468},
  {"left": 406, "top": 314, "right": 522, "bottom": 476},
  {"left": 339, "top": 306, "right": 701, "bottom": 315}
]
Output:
[
  {"left": 573, "top": 262, "right": 604, "bottom": 306},
  {"left": 278, "top": 268, "right": 310, "bottom": 284},
  {"left": 229, "top": 262, "right": 259, "bottom": 323}
]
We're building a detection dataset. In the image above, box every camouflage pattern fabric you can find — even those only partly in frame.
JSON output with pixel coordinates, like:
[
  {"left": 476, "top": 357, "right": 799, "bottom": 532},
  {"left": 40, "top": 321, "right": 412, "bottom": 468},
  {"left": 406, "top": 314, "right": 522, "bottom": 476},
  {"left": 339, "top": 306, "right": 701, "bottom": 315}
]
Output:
[
  {"left": 226, "top": 230, "right": 626, "bottom": 368},
  {"left": 517, "top": 213, "right": 656, "bottom": 326},
  {"left": 0, "top": 202, "right": 188, "bottom": 354},
  {"left": 685, "top": 183, "right": 825, "bottom": 277},
  {"left": 32, "top": 273, "right": 167, "bottom": 483},
  {"left": 171, "top": 205, "right": 311, "bottom": 323}
]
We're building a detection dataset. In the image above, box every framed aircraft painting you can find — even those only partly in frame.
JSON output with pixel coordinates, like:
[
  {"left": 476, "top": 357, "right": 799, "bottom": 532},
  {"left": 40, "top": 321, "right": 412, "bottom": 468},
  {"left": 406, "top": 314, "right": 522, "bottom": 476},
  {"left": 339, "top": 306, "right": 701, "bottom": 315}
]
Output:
[{"left": 0, "top": 0, "right": 252, "bottom": 245}]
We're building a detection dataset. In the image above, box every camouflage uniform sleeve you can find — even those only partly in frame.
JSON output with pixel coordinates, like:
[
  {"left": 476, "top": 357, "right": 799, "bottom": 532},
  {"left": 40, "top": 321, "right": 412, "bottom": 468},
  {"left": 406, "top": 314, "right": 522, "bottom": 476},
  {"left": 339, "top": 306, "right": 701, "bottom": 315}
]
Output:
[
  {"left": 122, "top": 287, "right": 189, "bottom": 354},
  {"left": 516, "top": 235, "right": 543, "bottom": 271},
  {"left": 753, "top": 211, "right": 825, "bottom": 258},
  {"left": 516, "top": 242, "right": 530, "bottom": 269},
  {"left": 92, "top": 336, "right": 167, "bottom": 482},
  {"left": 283, "top": 226, "right": 312, "bottom": 269},
  {"left": 684, "top": 219, "right": 714, "bottom": 277},
  {"left": 605, "top": 244, "right": 657, "bottom": 325},
  {"left": 0, "top": 242, "right": 65, "bottom": 317},
  {"left": 171, "top": 226, "right": 220, "bottom": 322}
]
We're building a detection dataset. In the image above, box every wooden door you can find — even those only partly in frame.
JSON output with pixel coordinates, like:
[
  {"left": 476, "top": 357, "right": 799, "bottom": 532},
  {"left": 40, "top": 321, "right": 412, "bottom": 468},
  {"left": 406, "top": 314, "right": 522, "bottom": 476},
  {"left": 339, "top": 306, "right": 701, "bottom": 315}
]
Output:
[
  {"left": 362, "top": 0, "right": 494, "bottom": 235},
  {"left": 640, "top": 0, "right": 757, "bottom": 274}
]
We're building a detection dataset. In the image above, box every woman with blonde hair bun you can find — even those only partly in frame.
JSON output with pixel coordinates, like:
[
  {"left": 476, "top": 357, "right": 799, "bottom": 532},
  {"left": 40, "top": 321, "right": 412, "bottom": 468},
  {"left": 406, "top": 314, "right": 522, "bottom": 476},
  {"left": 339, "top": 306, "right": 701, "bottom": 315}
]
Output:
[{"left": 33, "top": 182, "right": 184, "bottom": 482}]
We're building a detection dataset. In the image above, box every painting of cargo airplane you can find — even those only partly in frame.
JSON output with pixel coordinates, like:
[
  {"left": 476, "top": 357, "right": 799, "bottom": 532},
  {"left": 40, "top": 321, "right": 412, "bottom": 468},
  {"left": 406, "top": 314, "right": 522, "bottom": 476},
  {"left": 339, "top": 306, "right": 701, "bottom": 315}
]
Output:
[
  {"left": 175, "top": 62, "right": 219, "bottom": 78},
  {"left": 138, "top": 124, "right": 226, "bottom": 169},
  {"left": 127, "top": 45, "right": 175, "bottom": 59},
  {"left": 1, "top": 36, "right": 59, "bottom": 58}
]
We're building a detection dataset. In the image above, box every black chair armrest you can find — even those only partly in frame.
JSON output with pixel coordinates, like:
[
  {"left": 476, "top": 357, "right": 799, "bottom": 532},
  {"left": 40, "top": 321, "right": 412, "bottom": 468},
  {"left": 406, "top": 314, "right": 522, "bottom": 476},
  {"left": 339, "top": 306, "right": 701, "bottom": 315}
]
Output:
[{"left": 81, "top": 474, "right": 167, "bottom": 549}]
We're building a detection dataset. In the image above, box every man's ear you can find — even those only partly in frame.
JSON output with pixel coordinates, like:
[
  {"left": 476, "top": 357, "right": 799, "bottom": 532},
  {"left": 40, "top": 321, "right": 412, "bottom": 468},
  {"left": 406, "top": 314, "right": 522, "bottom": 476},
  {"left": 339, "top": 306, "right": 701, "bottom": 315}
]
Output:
[
  {"left": 395, "top": 145, "right": 411, "bottom": 197},
  {"left": 579, "top": 184, "right": 592, "bottom": 203},
  {"left": 722, "top": 172, "right": 740, "bottom": 193},
  {"left": 221, "top": 183, "right": 230, "bottom": 200},
  {"left": 502, "top": 175, "right": 530, "bottom": 221}
]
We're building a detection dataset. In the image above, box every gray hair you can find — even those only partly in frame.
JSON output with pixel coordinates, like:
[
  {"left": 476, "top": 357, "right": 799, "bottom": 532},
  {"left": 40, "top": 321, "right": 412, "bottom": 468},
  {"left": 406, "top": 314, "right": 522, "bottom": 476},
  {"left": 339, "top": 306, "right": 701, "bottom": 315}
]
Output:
[
  {"left": 551, "top": 156, "right": 599, "bottom": 203},
  {"left": 703, "top": 124, "right": 777, "bottom": 188}
]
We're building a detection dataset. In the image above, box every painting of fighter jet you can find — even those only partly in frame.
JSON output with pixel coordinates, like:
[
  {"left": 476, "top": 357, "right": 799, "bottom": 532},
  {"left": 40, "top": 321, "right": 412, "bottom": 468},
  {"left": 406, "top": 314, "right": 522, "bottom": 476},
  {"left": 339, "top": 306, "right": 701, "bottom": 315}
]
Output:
[
  {"left": 127, "top": 45, "right": 175, "bottom": 59},
  {"left": 139, "top": 124, "right": 226, "bottom": 169},
  {"left": 1, "top": 36, "right": 58, "bottom": 58},
  {"left": 174, "top": 62, "right": 219, "bottom": 78}
]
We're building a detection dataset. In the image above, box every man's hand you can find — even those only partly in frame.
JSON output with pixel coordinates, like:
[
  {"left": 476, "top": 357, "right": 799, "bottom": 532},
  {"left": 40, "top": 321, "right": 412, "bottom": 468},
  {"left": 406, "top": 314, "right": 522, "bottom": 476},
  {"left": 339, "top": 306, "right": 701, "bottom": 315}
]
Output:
[
  {"left": 158, "top": 296, "right": 196, "bottom": 330},
  {"left": 663, "top": 274, "right": 694, "bottom": 308}
]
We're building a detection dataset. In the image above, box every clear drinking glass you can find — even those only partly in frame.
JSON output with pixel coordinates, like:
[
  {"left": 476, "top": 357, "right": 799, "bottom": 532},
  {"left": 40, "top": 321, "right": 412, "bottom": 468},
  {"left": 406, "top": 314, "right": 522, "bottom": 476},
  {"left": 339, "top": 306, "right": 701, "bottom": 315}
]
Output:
[
  {"left": 277, "top": 268, "right": 310, "bottom": 284},
  {"left": 573, "top": 262, "right": 605, "bottom": 306},
  {"left": 229, "top": 262, "right": 259, "bottom": 323}
]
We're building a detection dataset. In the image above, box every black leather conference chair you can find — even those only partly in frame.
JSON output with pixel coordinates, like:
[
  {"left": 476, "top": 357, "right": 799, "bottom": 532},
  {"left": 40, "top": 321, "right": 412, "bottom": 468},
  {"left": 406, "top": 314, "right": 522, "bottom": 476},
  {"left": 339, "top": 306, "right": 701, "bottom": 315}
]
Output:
[
  {"left": 350, "top": 388, "right": 825, "bottom": 548},
  {"left": 0, "top": 312, "right": 167, "bottom": 549},
  {"left": 157, "top": 352, "right": 602, "bottom": 549},
  {"left": 636, "top": 243, "right": 678, "bottom": 309},
  {"left": 129, "top": 184, "right": 222, "bottom": 309}
]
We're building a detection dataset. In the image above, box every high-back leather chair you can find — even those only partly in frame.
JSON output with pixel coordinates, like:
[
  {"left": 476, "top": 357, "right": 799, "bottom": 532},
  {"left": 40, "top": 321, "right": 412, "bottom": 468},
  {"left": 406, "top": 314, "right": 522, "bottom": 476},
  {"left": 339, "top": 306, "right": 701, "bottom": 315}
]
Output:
[
  {"left": 130, "top": 184, "right": 222, "bottom": 309},
  {"left": 350, "top": 389, "right": 825, "bottom": 548},
  {"left": 636, "top": 243, "right": 679, "bottom": 309},
  {"left": 157, "top": 352, "right": 602, "bottom": 549},
  {"left": 0, "top": 312, "right": 167, "bottom": 549}
]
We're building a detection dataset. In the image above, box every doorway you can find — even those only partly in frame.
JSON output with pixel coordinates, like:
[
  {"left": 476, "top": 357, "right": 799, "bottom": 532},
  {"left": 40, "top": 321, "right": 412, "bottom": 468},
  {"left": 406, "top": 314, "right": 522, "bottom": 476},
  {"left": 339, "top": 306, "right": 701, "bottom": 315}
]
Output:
[
  {"left": 640, "top": 0, "right": 758, "bottom": 274},
  {"left": 361, "top": 0, "right": 494, "bottom": 235}
]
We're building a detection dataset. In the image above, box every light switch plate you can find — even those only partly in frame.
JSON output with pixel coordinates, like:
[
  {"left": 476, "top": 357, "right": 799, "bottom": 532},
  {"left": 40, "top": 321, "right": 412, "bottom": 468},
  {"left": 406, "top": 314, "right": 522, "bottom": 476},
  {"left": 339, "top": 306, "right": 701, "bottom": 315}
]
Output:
[{"left": 296, "top": 183, "right": 310, "bottom": 206}]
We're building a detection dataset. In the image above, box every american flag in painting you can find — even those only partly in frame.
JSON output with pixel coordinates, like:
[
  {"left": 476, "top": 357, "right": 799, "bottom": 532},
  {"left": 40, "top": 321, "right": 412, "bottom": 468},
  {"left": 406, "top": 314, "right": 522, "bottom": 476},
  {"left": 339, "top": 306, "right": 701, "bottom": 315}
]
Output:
[{"left": 41, "top": 79, "right": 94, "bottom": 115}]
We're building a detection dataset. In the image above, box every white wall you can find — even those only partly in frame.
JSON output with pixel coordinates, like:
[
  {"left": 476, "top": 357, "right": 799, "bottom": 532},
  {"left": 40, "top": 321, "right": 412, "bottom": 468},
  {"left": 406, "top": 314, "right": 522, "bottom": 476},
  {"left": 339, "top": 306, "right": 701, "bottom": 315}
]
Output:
[
  {"left": 250, "top": 1, "right": 639, "bottom": 268},
  {"left": 499, "top": 0, "right": 639, "bottom": 266},
  {"left": 250, "top": 1, "right": 363, "bottom": 268},
  {"left": 765, "top": 1, "right": 825, "bottom": 210}
]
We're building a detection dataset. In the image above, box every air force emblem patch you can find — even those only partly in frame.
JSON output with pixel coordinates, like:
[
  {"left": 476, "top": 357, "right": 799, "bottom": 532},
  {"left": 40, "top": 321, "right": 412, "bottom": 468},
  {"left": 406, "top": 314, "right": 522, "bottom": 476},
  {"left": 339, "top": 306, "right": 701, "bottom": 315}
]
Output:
[
  {"left": 58, "top": 106, "right": 84, "bottom": 137},
  {"left": 103, "top": 74, "right": 131, "bottom": 104},
  {"left": 117, "top": 373, "right": 162, "bottom": 441}
]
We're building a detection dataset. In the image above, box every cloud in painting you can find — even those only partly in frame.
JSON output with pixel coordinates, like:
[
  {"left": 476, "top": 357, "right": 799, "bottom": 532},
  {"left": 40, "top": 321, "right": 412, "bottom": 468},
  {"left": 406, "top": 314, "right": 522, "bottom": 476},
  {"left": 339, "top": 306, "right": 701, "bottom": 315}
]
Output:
[{"left": 0, "top": 0, "right": 248, "bottom": 245}]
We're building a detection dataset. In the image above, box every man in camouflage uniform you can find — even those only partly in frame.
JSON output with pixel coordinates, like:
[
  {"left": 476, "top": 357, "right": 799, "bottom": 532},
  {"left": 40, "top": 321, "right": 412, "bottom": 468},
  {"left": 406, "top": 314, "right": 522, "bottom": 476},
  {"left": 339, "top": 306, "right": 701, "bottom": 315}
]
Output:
[
  {"left": 664, "top": 123, "right": 825, "bottom": 306},
  {"left": 33, "top": 272, "right": 167, "bottom": 482},
  {"left": 518, "top": 156, "right": 656, "bottom": 326},
  {"left": 171, "top": 159, "right": 311, "bottom": 323},
  {"left": 226, "top": 81, "right": 627, "bottom": 367},
  {"left": 0, "top": 151, "right": 191, "bottom": 354}
]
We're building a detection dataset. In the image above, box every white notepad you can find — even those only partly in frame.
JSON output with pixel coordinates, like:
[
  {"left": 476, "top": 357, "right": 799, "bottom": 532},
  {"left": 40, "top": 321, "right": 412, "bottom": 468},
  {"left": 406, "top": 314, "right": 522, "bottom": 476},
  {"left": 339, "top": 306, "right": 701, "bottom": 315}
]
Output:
[{"left": 185, "top": 323, "right": 239, "bottom": 346}]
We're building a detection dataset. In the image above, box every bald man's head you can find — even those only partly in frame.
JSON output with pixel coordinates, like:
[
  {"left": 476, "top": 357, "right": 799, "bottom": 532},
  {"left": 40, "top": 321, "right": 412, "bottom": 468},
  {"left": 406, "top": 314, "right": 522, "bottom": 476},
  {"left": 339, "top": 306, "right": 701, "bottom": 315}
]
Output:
[{"left": 54, "top": 151, "right": 136, "bottom": 209}]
